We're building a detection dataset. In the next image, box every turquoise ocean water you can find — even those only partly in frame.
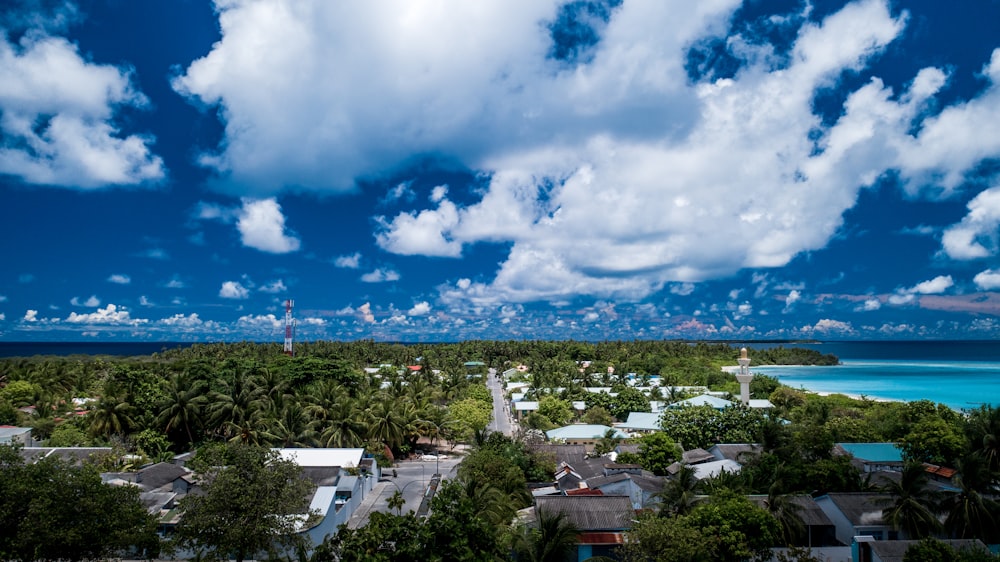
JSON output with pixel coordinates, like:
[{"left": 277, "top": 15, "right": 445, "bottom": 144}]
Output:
[{"left": 749, "top": 341, "right": 1000, "bottom": 411}]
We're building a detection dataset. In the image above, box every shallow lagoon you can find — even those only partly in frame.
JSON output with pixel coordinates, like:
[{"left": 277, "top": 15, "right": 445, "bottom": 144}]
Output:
[{"left": 754, "top": 360, "right": 1000, "bottom": 411}]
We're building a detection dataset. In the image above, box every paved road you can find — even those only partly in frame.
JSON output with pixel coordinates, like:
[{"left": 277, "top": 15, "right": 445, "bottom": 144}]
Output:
[
  {"left": 486, "top": 367, "right": 515, "bottom": 436},
  {"left": 346, "top": 455, "right": 462, "bottom": 528}
]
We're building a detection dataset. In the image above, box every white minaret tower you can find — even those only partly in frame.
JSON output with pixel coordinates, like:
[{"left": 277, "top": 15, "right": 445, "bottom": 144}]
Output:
[{"left": 736, "top": 347, "right": 753, "bottom": 406}]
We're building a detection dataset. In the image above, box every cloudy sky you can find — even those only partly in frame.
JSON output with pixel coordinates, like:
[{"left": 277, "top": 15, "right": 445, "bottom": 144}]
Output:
[{"left": 3, "top": 0, "right": 1000, "bottom": 342}]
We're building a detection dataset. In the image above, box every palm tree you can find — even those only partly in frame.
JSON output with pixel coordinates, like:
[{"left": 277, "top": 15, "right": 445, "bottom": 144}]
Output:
[
  {"left": 941, "top": 453, "right": 1000, "bottom": 543},
  {"left": 513, "top": 508, "right": 579, "bottom": 562},
  {"left": 319, "top": 398, "right": 367, "bottom": 448},
  {"left": 263, "top": 402, "right": 318, "bottom": 448},
  {"left": 764, "top": 484, "right": 805, "bottom": 546},
  {"left": 657, "top": 464, "right": 704, "bottom": 516},
  {"left": 89, "top": 385, "right": 134, "bottom": 437},
  {"left": 879, "top": 462, "right": 942, "bottom": 539},
  {"left": 156, "top": 374, "right": 207, "bottom": 447},
  {"left": 458, "top": 474, "right": 517, "bottom": 527},
  {"left": 208, "top": 372, "right": 265, "bottom": 441},
  {"left": 387, "top": 490, "right": 406, "bottom": 515},
  {"left": 366, "top": 400, "right": 405, "bottom": 452}
]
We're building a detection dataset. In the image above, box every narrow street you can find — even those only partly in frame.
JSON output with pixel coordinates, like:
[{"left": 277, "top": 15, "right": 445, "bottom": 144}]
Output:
[{"left": 486, "top": 367, "right": 515, "bottom": 436}]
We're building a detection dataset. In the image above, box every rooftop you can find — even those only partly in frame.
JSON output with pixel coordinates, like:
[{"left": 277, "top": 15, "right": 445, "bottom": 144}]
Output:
[
  {"left": 546, "top": 424, "right": 627, "bottom": 441},
  {"left": 534, "top": 495, "right": 635, "bottom": 531},
  {"left": 836, "top": 442, "right": 903, "bottom": 463}
]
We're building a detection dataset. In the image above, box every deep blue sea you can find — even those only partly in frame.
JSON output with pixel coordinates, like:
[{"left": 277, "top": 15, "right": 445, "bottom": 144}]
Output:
[
  {"left": 0, "top": 341, "right": 194, "bottom": 358},
  {"left": 748, "top": 341, "right": 1000, "bottom": 411}
]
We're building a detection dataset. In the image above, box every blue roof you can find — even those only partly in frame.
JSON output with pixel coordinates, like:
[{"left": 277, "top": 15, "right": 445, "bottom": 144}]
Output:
[
  {"left": 837, "top": 442, "right": 903, "bottom": 462},
  {"left": 546, "top": 424, "right": 627, "bottom": 440},
  {"left": 619, "top": 412, "right": 662, "bottom": 431}
]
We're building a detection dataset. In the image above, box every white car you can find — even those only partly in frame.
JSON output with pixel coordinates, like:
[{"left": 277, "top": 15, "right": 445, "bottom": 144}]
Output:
[{"left": 421, "top": 454, "right": 446, "bottom": 461}]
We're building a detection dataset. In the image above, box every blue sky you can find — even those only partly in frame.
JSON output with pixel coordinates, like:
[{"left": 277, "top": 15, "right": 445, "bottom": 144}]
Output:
[{"left": 3, "top": 0, "right": 1000, "bottom": 342}]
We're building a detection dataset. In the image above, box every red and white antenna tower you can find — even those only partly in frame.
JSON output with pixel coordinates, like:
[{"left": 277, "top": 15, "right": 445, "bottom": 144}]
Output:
[{"left": 283, "top": 299, "right": 295, "bottom": 357}]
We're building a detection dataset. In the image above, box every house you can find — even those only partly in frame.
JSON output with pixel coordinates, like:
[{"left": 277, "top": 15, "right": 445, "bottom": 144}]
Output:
[
  {"left": 0, "top": 426, "right": 33, "bottom": 445},
  {"left": 691, "top": 459, "right": 741, "bottom": 480},
  {"left": 534, "top": 495, "right": 635, "bottom": 562},
  {"left": 586, "top": 468, "right": 665, "bottom": 510},
  {"left": 708, "top": 443, "right": 762, "bottom": 463},
  {"left": 682, "top": 448, "right": 716, "bottom": 465},
  {"left": 852, "top": 537, "right": 989, "bottom": 562},
  {"left": 669, "top": 394, "right": 734, "bottom": 409},
  {"left": 512, "top": 401, "right": 538, "bottom": 421},
  {"left": 749, "top": 495, "right": 838, "bottom": 547},
  {"left": 835, "top": 443, "right": 904, "bottom": 473},
  {"left": 545, "top": 424, "right": 627, "bottom": 449},
  {"left": 18, "top": 446, "right": 113, "bottom": 466},
  {"left": 814, "top": 493, "right": 899, "bottom": 545},
  {"left": 272, "top": 447, "right": 381, "bottom": 546},
  {"left": 617, "top": 412, "right": 661, "bottom": 434}
]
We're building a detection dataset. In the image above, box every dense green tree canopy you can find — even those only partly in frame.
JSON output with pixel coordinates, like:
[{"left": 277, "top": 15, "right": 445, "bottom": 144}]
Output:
[
  {"left": 0, "top": 445, "right": 159, "bottom": 561},
  {"left": 172, "top": 443, "right": 315, "bottom": 562}
]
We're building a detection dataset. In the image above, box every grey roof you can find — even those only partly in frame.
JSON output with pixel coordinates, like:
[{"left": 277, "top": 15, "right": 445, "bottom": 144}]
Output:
[
  {"left": 615, "top": 444, "right": 640, "bottom": 455},
  {"left": 0, "top": 427, "right": 32, "bottom": 440},
  {"left": 136, "top": 462, "right": 190, "bottom": 491},
  {"left": 139, "top": 491, "right": 177, "bottom": 514},
  {"left": 867, "top": 539, "right": 988, "bottom": 562},
  {"left": 535, "top": 444, "right": 588, "bottom": 466},
  {"left": 709, "top": 443, "right": 761, "bottom": 462},
  {"left": 535, "top": 495, "right": 635, "bottom": 531},
  {"left": 588, "top": 472, "right": 664, "bottom": 493},
  {"left": 682, "top": 448, "right": 715, "bottom": 464},
  {"left": 302, "top": 466, "right": 341, "bottom": 487},
  {"left": 749, "top": 495, "right": 833, "bottom": 527},
  {"left": 821, "top": 493, "right": 889, "bottom": 526},
  {"left": 18, "top": 447, "right": 113, "bottom": 466}
]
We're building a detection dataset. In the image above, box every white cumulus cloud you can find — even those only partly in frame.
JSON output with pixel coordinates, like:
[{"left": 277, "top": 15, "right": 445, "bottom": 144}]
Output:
[
  {"left": 358, "top": 302, "right": 375, "bottom": 323},
  {"left": 361, "top": 268, "right": 400, "bottom": 283},
  {"left": 859, "top": 298, "right": 882, "bottom": 311},
  {"left": 107, "top": 274, "right": 131, "bottom": 284},
  {"left": 170, "top": 0, "right": 1000, "bottom": 310},
  {"left": 65, "top": 304, "right": 146, "bottom": 325},
  {"left": 219, "top": 281, "right": 249, "bottom": 299},
  {"left": 259, "top": 279, "right": 287, "bottom": 293},
  {"left": 70, "top": 295, "right": 100, "bottom": 307},
  {"left": 0, "top": 30, "right": 164, "bottom": 187},
  {"left": 906, "top": 275, "right": 954, "bottom": 295},
  {"left": 941, "top": 185, "right": 1000, "bottom": 260},
  {"left": 333, "top": 252, "right": 362, "bottom": 269},
  {"left": 237, "top": 198, "right": 301, "bottom": 253},
  {"left": 408, "top": 301, "right": 431, "bottom": 316},
  {"left": 806, "top": 318, "right": 854, "bottom": 334},
  {"left": 973, "top": 269, "right": 1000, "bottom": 290}
]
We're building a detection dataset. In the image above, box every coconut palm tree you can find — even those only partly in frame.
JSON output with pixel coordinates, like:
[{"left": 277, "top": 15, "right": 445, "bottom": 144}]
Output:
[
  {"left": 208, "top": 372, "right": 265, "bottom": 441},
  {"left": 89, "top": 384, "right": 134, "bottom": 437},
  {"left": 319, "top": 398, "right": 367, "bottom": 448},
  {"left": 764, "top": 484, "right": 805, "bottom": 546},
  {"left": 263, "top": 402, "right": 318, "bottom": 448},
  {"left": 457, "top": 473, "right": 517, "bottom": 527},
  {"left": 657, "top": 464, "right": 704, "bottom": 517},
  {"left": 512, "top": 508, "right": 579, "bottom": 562},
  {"left": 156, "top": 373, "right": 207, "bottom": 447},
  {"left": 366, "top": 399, "right": 405, "bottom": 452},
  {"left": 942, "top": 453, "right": 1000, "bottom": 543},
  {"left": 879, "top": 462, "right": 942, "bottom": 539}
]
